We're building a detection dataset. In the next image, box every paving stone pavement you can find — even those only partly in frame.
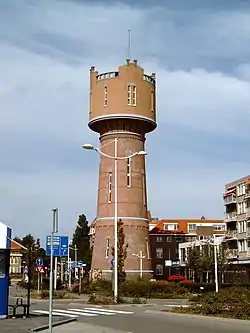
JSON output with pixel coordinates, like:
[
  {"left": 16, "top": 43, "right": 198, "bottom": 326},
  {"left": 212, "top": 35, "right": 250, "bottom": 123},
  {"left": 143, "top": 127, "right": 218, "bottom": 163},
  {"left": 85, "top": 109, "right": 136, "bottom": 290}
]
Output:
[
  {"left": 42, "top": 321, "right": 131, "bottom": 333},
  {"left": 1, "top": 315, "right": 62, "bottom": 333}
]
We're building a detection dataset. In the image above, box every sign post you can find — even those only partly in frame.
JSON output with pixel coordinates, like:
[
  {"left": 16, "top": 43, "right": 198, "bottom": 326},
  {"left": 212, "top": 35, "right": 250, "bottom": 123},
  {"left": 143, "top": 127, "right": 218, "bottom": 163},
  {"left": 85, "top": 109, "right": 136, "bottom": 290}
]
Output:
[
  {"left": 35, "top": 258, "right": 43, "bottom": 293},
  {"left": 49, "top": 208, "right": 58, "bottom": 333}
]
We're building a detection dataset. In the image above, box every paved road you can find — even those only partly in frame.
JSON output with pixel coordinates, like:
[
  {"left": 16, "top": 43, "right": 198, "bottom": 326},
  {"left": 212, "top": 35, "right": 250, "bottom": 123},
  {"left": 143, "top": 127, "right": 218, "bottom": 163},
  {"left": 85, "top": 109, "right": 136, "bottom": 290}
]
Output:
[{"left": 29, "top": 300, "right": 250, "bottom": 333}]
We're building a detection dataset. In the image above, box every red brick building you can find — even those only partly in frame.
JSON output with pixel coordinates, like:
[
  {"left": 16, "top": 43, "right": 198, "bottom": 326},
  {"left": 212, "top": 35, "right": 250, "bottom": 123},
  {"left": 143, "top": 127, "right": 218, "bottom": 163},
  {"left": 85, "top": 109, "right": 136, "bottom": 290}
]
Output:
[
  {"left": 149, "top": 216, "right": 226, "bottom": 279},
  {"left": 87, "top": 60, "right": 156, "bottom": 279}
]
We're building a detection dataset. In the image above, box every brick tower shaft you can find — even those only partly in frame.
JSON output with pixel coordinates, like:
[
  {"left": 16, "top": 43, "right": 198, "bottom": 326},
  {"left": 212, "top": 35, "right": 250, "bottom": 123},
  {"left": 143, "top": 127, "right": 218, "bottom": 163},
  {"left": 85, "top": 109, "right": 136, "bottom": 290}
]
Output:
[{"left": 88, "top": 59, "right": 157, "bottom": 279}]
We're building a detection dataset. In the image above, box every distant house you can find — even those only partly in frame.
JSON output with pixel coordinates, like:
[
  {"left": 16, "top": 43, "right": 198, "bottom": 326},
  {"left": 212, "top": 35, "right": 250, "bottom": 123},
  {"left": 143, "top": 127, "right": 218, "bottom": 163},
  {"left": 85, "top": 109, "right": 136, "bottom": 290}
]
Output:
[{"left": 10, "top": 240, "right": 27, "bottom": 275}]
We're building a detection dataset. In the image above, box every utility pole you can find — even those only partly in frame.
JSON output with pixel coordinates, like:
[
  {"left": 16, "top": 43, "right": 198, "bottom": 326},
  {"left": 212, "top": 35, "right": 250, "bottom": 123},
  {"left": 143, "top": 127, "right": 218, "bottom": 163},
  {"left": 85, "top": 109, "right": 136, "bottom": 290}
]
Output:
[{"left": 49, "top": 208, "right": 58, "bottom": 333}]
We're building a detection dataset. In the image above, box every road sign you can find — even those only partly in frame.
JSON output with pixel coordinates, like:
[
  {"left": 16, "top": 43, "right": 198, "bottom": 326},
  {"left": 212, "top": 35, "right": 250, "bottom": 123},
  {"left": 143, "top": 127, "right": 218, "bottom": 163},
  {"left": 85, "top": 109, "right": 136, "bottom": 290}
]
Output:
[
  {"left": 110, "top": 259, "right": 115, "bottom": 267},
  {"left": 76, "top": 261, "right": 86, "bottom": 268},
  {"left": 171, "top": 260, "right": 180, "bottom": 267},
  {"left": 45, "top": 235, "right": 69, "bottom": 257},
  {"left": 36, "top": 257, "right": 43, "bottom": 267},
  {"left": 37, "top": 266, "right": 44, "bottom": 273},
  {"left": 24, "top": 267, "right": 28, "bottom": 274}
]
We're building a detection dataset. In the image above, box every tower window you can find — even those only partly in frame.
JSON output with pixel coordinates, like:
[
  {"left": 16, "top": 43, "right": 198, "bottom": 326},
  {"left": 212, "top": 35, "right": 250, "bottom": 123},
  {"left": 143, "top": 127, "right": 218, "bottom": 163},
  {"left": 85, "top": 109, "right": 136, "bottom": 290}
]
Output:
[
  {"left": 142, "top": 172, "right": 146, "bottom": 206},
  {"left": 151, "top": 89, "right": 154, "bottom": 112},
  {"left": 108, "top": 172, "right": 112, "bottom": 203},
  {"left": 105, "top": 238, "right": 110, "bottom": 258},
  {"left": 128, "top": 85, "right": 136, "bottom": 106},
  {"left": 104, "top": 86, "right": 108, "bottom": 106},
  {"left": 126, "top": 158, "right": 131, "bottom": 187}
]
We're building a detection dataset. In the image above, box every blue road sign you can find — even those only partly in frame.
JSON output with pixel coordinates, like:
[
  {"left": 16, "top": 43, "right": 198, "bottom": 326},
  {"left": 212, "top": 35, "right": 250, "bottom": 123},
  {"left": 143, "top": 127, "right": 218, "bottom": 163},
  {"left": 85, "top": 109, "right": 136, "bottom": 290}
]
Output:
[
  {"left": 110, "top": 259, "right": 115, "bottom": 267},
  {"left": 76, "top": 261, "right": 86, "bottom": 268},
  {"left": 46, "top": 236, "right": 69, "bottom": 257},
  {"left": 36, "top": 258, "right": 43, "bottom": 267}
]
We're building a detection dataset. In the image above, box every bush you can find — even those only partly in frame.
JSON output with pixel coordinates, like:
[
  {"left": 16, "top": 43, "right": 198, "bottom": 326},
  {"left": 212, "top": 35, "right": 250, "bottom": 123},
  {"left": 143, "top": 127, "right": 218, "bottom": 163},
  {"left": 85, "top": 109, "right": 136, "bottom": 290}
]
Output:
[
  {"left": 120, "top": 280, "right": 153, "bottom": 298},
  {"left": 40, "top": 290, "right": 49, "bottom": 299},
  {"left": 168, "top": 275, "right": 186, "bottom": 282},
  {"left": 182, "top": 287, "right": 250, "bottom": 319}
]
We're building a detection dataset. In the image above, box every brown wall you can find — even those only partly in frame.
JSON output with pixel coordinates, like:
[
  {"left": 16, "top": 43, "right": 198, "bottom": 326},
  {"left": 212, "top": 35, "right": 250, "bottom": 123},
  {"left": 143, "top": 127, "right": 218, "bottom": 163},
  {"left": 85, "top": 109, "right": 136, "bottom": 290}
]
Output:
[{"left": 88, "top": 60, "right": 157, "bottom": 279}]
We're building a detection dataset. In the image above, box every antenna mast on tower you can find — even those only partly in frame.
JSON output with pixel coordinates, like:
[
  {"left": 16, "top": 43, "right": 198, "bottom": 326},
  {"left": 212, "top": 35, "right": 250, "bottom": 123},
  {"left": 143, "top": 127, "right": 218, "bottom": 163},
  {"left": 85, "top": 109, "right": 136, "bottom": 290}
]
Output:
[{"left": 127, "top": 29, "right": 131, "bottom": 61}]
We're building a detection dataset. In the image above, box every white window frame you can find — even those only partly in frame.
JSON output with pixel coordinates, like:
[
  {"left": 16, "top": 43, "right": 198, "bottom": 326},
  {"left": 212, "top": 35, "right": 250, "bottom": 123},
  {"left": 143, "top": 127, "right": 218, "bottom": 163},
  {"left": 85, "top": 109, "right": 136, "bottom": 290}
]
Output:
[
  {"left": 108, "top": 172, "right": 112, "bottom": 203},
  {"left": 128, "top": 84, "right": 136, "bottom": 106},
  {"left": 164, "top": 224, "right": 178, "bottom": 231},
  {"left": 155, "top": 264, "right": 163, "bottom": 275},
  {"left": 126, "top": 158, "right": 131, "bottom": 187},
  {"left": 104, "top": 86, "right": 108, "bottom": 106},
  {"left": 156, "top": 236, "right": 163, "bottom": 242},
  {"left": 105, "top": 238, "right": 110, "bottom": 258},
  {"left": 237, "top": 183, "right": 245, "bottom": 196},
  {"left": 238, "top": 202, "right": 246, "bottom": 215},
  {"left": 213, "top": 224, "right": 226, "bottom": 231},
  {"left": 156, "top": 248, "right": 163, "bottom": 259}
]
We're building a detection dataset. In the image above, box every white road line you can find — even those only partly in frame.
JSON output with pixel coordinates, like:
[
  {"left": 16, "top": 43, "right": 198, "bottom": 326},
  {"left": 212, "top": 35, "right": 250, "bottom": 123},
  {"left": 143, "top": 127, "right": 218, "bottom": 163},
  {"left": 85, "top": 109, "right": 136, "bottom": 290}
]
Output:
[
  {"left": 51, "top": 309, "right": 97, "bottom": 317},
  {"left": 69, "top": 308, "right": 115, "bottom": 316},
  {"left": 164, "top": 304, "right": 190, "bottom": 308},
  {"left": 33, "top": 310, "right": 77, "bottom": 318},
  {"left": 83, "top": 307, "right": 134, "bottom": 314}
]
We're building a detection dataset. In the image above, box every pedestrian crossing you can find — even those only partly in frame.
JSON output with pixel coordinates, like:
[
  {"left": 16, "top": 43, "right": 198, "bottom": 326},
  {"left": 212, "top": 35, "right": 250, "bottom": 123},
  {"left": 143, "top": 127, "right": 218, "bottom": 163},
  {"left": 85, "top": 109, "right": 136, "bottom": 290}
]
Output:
[{"left": 33, "top": 307, "right": 134, "bottom": 318}]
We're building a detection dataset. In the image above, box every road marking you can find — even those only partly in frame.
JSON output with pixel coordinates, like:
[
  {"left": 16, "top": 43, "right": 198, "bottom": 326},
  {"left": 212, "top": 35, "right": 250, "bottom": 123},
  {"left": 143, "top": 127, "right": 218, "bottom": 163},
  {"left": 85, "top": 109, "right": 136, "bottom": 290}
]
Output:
[
  {"left": 33, "top": 307, "right": 134, "bottom": 318},
  {"left": 52, "top": 309, "right": 97, "bottom": 317},
  {"left": 83, "top": 307, "right": 134, "bottom": 314},
  {"left": 164, "top": 304, "right": 190, "bottom": 308},
  {"left": 69, "top": 308, "right": 115, "bottom": 315},
  {"left": 33, "top": 310, "right": 78, "bottom": 318}
]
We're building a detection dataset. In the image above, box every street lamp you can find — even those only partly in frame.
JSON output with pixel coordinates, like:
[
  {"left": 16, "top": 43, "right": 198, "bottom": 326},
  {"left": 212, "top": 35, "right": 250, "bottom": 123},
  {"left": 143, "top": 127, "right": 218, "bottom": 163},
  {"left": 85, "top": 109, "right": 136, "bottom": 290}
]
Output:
[
  {"left": 200, "top": 235, "right": 226, "bottom": 293},
  {"left": 82, "top": 138, "right": 147, "bottom": 302},
  {"left": 132, "top": 251, "right": 145, "bottom": 279}
]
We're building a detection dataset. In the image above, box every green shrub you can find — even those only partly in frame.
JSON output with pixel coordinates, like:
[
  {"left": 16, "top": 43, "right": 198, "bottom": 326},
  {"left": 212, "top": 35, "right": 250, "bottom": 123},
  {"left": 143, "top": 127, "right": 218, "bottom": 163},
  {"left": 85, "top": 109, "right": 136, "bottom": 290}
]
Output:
[
  {"left": 184, "top": 287, "right": 250, "bottom": 319},
  {"left": 120, "top": 280, "right": 153, "bottom": 298},
  {"left": 40, "top": 290, "right": 49, "bottom": 299}
]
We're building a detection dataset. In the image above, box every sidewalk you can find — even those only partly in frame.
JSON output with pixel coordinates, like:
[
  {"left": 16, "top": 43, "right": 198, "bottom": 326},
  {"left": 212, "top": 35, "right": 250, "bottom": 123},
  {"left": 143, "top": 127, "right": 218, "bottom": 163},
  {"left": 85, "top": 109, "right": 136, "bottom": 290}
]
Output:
[{"left": 42, "top": 321, "right": 129, "bottom": 333}]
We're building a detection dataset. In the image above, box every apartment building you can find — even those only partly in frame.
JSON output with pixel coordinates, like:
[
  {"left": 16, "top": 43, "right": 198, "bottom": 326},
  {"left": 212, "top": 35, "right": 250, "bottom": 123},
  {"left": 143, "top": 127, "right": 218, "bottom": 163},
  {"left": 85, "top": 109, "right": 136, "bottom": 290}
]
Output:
[
  {"left": 149, "top": 217, "right": 226, "bottom": 280},
  {"left": 223, "top": 175, "right": 250, "bottom": 264}
]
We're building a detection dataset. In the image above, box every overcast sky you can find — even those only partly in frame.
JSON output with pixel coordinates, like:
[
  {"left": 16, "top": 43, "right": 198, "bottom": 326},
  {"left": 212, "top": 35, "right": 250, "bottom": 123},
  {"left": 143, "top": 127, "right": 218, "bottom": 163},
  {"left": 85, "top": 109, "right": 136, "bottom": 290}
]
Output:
[{"left": 1, "top": 0, "right": 250, "bottom": 243}]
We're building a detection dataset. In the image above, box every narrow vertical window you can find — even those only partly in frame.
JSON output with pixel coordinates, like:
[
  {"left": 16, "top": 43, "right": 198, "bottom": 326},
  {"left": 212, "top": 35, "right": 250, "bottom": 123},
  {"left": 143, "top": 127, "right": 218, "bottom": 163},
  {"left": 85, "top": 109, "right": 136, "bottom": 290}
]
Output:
[
  {"left": 89, "top": 91, "right": 92, "bottom": 113},
  {"left": 151, "top": 89, "right": 154, "bottom": 111},
  {"left": 142, "top": 172, "right": 146, "bottom": 206},
  {"left": 104, "top": 86, "right": 108, "bottom": 106},
  {"left": 128, "top": 85, "right": 136, "bottom": 106},
  {"left": 146, "top": 238, "right": 151, "bottom": 259},
  {"left": 126, "top": 158, "right": 131, "bottom": 187},
  {"left": 105, "top": 238, "right": 110, "bottom": 258},
  {"left": 108, "top": 172, "right": 112, "bottom": 203}
]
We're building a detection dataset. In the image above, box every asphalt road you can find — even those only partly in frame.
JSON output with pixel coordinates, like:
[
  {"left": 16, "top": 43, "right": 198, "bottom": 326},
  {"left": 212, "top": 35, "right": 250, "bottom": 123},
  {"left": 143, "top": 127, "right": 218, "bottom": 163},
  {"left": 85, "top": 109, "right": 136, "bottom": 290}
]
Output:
[{"left": 28, "top": 299, "right": 250, "bottom": 333}]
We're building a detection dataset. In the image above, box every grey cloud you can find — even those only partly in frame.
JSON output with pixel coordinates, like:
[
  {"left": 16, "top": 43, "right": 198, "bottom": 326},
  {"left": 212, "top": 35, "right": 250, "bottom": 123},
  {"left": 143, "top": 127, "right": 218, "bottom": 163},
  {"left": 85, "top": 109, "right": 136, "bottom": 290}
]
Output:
[{"left": 2, "top": 0, "right": 250, "bottom": 239}]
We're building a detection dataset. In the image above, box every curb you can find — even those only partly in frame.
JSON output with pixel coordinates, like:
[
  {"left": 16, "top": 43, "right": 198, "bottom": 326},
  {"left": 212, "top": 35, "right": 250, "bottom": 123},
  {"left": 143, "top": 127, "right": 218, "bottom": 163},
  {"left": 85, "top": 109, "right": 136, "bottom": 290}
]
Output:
[{"left": 28, "top": 318, "right": 77, "bottom": 332}]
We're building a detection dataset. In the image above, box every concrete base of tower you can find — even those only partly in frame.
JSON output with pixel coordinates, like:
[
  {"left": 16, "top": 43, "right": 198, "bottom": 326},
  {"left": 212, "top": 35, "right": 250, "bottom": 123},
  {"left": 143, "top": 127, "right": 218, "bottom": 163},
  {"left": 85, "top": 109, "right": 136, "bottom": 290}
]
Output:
[{"left": 91, "top": 218, "right": 153, "bottom": 280}]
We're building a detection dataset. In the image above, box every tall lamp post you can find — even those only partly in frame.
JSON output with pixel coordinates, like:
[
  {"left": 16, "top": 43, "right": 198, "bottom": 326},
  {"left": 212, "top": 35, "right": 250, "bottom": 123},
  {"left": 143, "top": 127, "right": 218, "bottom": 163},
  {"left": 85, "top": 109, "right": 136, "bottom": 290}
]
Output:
[
  {"left": 82, "top": 138, "right": 146, "bottom": 302},
  {"left": 200, "top": 235, "right": 226, "bottom": 293},
  {"left": 132, "top": 251, "right": 145, "bottom": 280}
]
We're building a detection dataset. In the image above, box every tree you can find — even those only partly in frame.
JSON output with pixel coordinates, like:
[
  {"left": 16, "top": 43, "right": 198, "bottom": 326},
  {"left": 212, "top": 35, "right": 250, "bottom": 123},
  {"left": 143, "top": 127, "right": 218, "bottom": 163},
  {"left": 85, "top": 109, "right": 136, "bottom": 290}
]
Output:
[
  {"left": 186, "top": 246, "right": 201, "bottom": 281},
  {"left": 111, "top": 219, "right": 128, "bottom": 284},
  {"left": 185, "top": 242, "right": 229, "bottom": 283},
  {"left": 13, "top": 234, "right": 45, "bottom": 281},
  {"left": 71, "top": 214, "right": 91, "bottom": 270}
]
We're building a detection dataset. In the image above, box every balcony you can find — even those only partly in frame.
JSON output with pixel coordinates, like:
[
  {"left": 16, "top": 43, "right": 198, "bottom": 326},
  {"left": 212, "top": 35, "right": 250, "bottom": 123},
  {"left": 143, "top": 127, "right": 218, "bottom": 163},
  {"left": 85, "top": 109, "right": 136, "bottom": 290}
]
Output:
[
  {"left": 227, "top": 249, "right": 239, "bottom": 259},
  {"left": 226, "top": 230, "right": 238, "bottom": 239},
  {"left": 245, "top": 190, "right": 250, "bottom": 199},
  {"left": 223, "top": 193, "right": 236, "bottom": 205},
  {"left": 225, "top": 212, "right": 237, "bottom": 222}
]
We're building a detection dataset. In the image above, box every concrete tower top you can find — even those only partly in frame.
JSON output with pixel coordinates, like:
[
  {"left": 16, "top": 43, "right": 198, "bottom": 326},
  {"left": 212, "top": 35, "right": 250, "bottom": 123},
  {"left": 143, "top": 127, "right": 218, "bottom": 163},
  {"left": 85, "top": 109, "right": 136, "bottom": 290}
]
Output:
[{"left": 88, "top": 60, "right": 157, "bottom": 134}]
